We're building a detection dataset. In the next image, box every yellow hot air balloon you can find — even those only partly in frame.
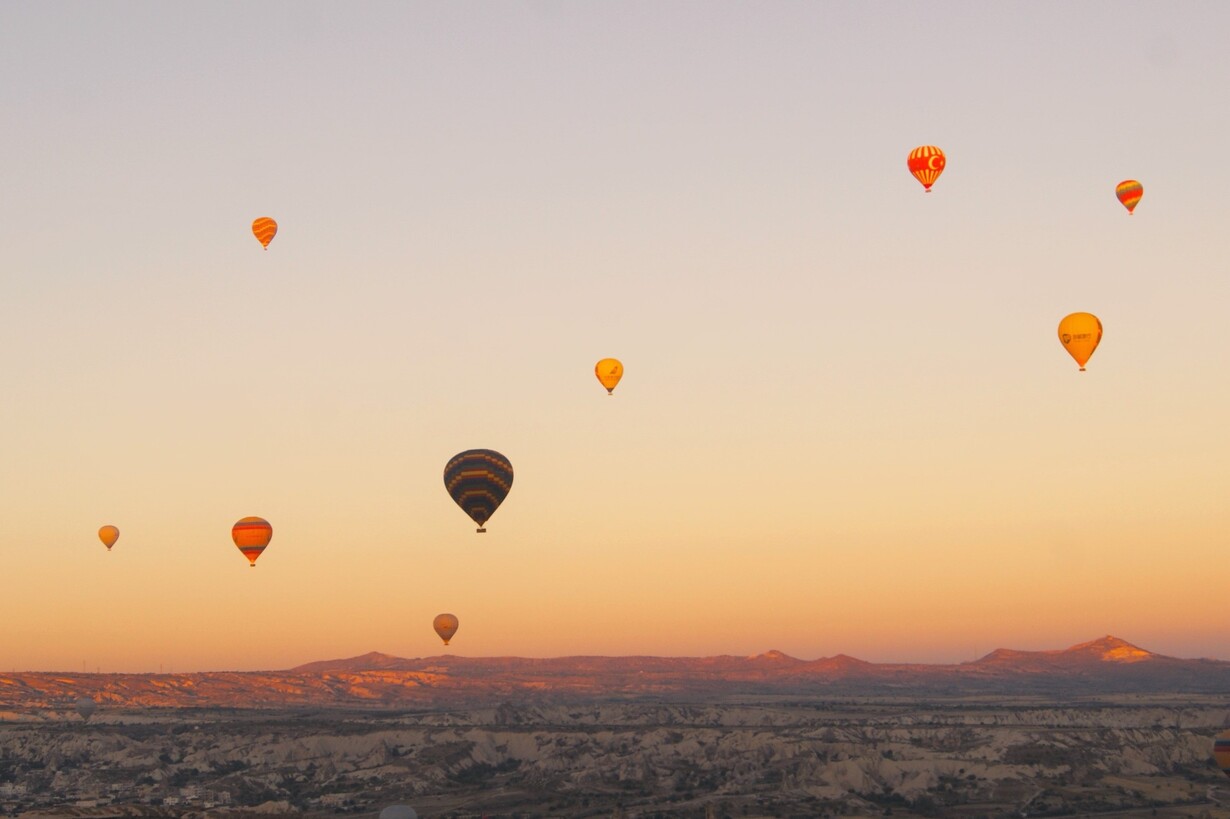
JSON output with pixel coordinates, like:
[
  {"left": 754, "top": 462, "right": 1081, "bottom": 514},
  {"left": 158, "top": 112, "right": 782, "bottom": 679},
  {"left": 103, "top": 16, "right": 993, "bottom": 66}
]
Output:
[
  {"left": 433, "top": 613, "right": 459, "bottom": 645},
  {"left": 98, "top": 525, "right": 119, "bottom": 551},
  {"left": 252, "top": 217, "right": 277, "bottom": 250},
  {"left": 1057, "top": 313, "right": 1103, "bottom": 371},
  {"left": 232, "top": 517, "right": 272, "bottom": 567},
  {"left": 595, "top": 358, "right": 623, "bottom": 395}
]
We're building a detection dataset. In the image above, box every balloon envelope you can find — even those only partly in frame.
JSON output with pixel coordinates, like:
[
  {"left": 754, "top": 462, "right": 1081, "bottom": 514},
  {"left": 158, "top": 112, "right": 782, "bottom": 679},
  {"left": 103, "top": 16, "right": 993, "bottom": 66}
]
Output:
[
  {"left": 252, "top": 217, "right": 278, "bottom": 249},
  {"left": 98, "top": 525, "right": 119, "bottom": 551},
  {"left": 1215, "top": 730, "right": 1230, "bottom": 779},
  {"left": 1115, "top": 180, "right": 1143, "bottom": 214},
  {"left": 379, "top": 807, "right": 418, "bottom": 819},
  {"left": 443, "top": 449, "right": 513, "bottom": 533},
  {"left": 908, "top": 145, "right": 946, "bottom": 191},
  {"left": 433, "top": 613, "right": 459, "bottom": 645},
  {"left": 1057, "top": 312, "right": 1103, "bottom": 371},
  {"left": 595, "top": 358, "right": 624, "bottom": 394},
  {"left": 232, "top": 517, "right": 272, "bottom": 567},
  {"left": 75, "top": 697, "right": 96, "bottom": 721}
]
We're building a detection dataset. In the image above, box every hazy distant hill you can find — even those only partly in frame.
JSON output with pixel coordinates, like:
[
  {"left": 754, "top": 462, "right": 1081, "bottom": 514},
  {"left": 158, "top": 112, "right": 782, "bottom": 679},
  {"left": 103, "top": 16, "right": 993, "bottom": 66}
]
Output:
[{"left": 3, "top": 636, "right": 1229, "bottom": 712}]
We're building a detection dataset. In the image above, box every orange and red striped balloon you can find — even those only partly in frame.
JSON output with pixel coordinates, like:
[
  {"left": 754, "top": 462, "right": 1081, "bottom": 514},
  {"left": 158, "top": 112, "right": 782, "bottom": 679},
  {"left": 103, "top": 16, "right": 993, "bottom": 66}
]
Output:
[
  {"left": 908, "top": 146, "right": 946, "bottom": 192},
  {"left": 232, "top": 516, "right": 272, "bottom": 567},
  {"left": 1115, "top": 180, "right": 1142, "bottom": 215},
  {"left": 251, "top": 217, "right": 278, "bottom": 249}
]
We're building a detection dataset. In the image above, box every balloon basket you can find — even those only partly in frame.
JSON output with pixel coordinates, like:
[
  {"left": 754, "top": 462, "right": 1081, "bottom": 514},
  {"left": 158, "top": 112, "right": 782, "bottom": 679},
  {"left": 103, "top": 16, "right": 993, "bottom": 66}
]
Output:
[{"left": 476, "top": 527, "right": 486, "bottom": 533}]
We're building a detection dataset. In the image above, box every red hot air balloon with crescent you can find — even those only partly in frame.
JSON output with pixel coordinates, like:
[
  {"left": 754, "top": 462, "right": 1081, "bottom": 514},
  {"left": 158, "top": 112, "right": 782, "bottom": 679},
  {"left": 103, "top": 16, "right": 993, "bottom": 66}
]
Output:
[
  {"left": 252, "top": 217, "right": 278, "bottom": 249},
  {"left": 232, "top": 517, "right": 272, "bottom": 567},
  {"left": 908, "top": 146, "right": 946, "bottom": 192},
  {"left": 1116, "top": 180, "right": 1143, "bottom": 215}
]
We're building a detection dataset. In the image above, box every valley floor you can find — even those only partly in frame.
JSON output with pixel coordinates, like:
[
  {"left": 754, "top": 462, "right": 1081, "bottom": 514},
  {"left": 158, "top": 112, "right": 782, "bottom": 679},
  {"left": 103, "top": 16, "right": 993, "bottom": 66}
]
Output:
[{"left": 2, "top": 694, "right": 1229, "bottom": 818}]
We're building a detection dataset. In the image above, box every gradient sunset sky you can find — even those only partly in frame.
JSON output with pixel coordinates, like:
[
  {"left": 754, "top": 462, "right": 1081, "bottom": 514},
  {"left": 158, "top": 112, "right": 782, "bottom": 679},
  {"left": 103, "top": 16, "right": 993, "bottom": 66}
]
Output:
[{"left": 1, "top": 2, "right": 1228, "bottom": 672}]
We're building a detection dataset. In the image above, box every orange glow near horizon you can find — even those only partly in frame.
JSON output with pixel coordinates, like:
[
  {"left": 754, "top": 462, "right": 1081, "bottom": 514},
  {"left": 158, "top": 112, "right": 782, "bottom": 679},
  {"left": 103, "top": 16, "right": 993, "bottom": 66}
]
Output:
[{"left": 1, "top": 4, "right": 1229, "bottom": 673}]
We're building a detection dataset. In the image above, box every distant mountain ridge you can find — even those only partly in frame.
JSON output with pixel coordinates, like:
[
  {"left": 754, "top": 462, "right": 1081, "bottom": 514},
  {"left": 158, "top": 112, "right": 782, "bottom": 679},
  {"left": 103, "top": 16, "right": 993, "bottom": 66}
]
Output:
[
  {"left": 290, "top": 635, "right": 1161, "bottom": 673},
  {"left": 3, "top": 636, "right": 1228, "bottom": 712}
]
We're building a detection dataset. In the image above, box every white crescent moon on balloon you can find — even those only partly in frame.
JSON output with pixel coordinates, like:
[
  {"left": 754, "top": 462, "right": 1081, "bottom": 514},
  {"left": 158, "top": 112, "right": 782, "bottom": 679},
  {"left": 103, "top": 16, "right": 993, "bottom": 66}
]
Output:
[{"left": 927, "top": 155, "right": 944, "bottom": 171}]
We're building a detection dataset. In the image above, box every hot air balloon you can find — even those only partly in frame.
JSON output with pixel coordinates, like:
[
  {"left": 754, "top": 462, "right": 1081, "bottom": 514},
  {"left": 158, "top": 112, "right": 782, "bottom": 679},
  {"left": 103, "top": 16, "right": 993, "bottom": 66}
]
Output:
[
  {"left": 433, "top": 613, "right": 459, "bottom": 645},
  {"left": 231, "top": 517, "right": 272, "bottom": 567},
  {"left": 75, "top": 697, "right": 96, "bottom": 721},
  {"left": 1116, "top": 180, "right": 1143, "bottom": 215},
  {"left": 252, "top": 217, "right": 277, "bottom": 249},
  {"left": 1058, "top": 312, "right": 1103, "bottom": 372},
  {"left": 379, "top": 806, "right": 418, "bottom": 819},
  {"left": 98, "top": 525, "right": 119, "bottom": 551},
  {"left": 443, "top": 449, "right": 513, "bottom": 533},
  {"left": 1214, "top": 730, "right": 1230, "bottom": 779},
  {"left": 595, "top": 358, "right": 623, "bottom": 395},
  {"left": 908, "top": 145, "right": 946, "bottom": 192}
]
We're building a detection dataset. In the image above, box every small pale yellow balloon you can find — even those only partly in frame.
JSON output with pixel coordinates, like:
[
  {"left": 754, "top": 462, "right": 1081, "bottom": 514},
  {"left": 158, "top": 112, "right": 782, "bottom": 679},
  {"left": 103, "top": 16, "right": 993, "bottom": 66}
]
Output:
[
  {"left": 595, "top": 358, "right": 624, "bottom": 394},
  {"left": 433, "top": 613, "right": 459, "bottom": 645},
  {"left": 1058, "top": 312, "right": 1103, "bottom": 371},
  {"left": 98, "top": 525, "right": 120, "bottom": 551}
]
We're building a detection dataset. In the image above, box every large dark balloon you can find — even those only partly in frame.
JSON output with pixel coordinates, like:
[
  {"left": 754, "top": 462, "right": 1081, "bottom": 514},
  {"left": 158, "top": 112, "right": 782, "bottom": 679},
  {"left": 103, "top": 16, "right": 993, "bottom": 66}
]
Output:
[{"left": 443, "top": 449, "right": 513, "bottom": 533}]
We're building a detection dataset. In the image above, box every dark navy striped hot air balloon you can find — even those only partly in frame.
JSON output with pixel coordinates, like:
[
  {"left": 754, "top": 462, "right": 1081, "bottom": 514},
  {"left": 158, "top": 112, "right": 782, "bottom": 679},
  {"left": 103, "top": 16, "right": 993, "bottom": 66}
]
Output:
[{"left": 443, "top": 449, "right": 513, "bottom": 533}]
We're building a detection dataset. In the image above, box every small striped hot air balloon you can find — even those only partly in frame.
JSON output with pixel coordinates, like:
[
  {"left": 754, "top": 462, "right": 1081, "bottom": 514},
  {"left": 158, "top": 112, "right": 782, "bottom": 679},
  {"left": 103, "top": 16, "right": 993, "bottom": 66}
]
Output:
[
  {"left": 443, "top": 449, "right": 514, "bottom": 533},
  {"left": 251, "top": 217, "right": 278, "bottom": 249},
  {"left": 1213, "top": 730, "right": 1230, "bottom": 779},
  {"left": 98, "top": 525, "right": 119, "bottom": 551},
  {"left": 908, "top": 145, "right": 946, "bottom": 192},
  {"left": 1116, "top": 180, "right": 1143, "bottom": 215},
  {"left": 595, "top": 358, "right": 623, "bottom": 395},
  {"left": 232, "top": 517, "right": 272, "bottom": 567}
]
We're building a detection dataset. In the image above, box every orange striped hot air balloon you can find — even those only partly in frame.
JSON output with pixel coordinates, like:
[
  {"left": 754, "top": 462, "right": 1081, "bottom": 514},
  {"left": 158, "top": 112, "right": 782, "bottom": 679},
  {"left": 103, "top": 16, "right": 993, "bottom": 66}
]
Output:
[
  {"left": 908, "top": 146, "right": 946, "bottom": 192},
  {"left": 232, "top": 516, "right": 272, "bottom": 567},
  {"left": 251, "top": 217, "right": 277, "bottom": 249},
  {"left": 1116, "top": 180, "right": 1143, "bottom": 215}
]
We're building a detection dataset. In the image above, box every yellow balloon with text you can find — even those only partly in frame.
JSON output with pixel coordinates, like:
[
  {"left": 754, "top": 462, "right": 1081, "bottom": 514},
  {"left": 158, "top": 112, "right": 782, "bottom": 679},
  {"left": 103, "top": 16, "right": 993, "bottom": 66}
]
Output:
[
  {"left": 595, "top": 358, "right": 623, "bottom": 395},
  {"left": 1058, "top": 312, "right": 1103, "bottom": 371}
]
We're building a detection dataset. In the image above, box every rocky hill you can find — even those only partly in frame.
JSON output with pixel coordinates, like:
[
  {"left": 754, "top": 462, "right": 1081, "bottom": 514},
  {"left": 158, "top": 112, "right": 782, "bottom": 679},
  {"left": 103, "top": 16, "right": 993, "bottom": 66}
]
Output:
[{"left": 3, "top": 636, "right": 1228, "bottom": 713}]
